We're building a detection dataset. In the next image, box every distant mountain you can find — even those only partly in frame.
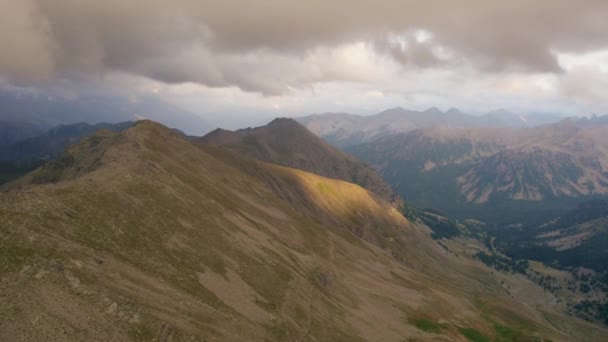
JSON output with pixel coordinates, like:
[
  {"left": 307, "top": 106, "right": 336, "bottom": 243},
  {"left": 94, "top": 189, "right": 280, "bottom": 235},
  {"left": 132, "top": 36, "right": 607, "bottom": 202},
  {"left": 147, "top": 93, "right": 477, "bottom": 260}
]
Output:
[
  {"left": 0, "top": 121, "right": 134, "bottom": 163},
  {"left": 0, "top": 89, "right": 212, "bottom": 135},
  {"left": 0, "top": 120, "right": 49, "bottom": 145},
  {"left": 578, "top": 114, "right": 608, "bottom": 126},
  {"left": 3, "top": 120, "right": 597, "bottom": 340},
  {"left": 347, "top": 117, "right": 608, "bottom": 223},
  {"left": 0, "top": 121, "right": 133, "bottom": 185},
  {"left": 297, "top": 107, "right": 563, "bottom": 147},
  {"left": 458, "top": 146, "right": 607, "bottom": 204},
  {"left": 199, "top": 118, "right": 402, "bottom": 206},
  {"left": 480, "top": 110, "right": 562, "bottom": 128}
]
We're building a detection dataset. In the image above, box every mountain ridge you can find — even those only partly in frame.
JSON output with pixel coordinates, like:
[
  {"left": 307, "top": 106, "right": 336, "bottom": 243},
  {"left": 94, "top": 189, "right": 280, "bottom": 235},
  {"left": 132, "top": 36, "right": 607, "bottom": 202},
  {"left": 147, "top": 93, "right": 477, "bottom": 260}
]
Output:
[
  {"left": 297, "top": 107, "right": 563, "bottom": 147},
  {"left": 199, "top": 118, "right": 402, "bottom": 207},
  {"left": 2, "top": 119, "right": 602, "bottom": 340},
  {"left": 0, "top": 89, "right": 212, "bottom": 135}
]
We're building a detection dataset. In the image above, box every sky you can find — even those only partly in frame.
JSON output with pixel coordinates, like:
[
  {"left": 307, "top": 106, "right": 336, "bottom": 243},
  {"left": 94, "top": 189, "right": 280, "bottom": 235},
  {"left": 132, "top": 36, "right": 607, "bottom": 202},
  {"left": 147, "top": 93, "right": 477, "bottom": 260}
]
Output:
[{"left": 1, "top": 0, "right": 608, "bottom": 128}]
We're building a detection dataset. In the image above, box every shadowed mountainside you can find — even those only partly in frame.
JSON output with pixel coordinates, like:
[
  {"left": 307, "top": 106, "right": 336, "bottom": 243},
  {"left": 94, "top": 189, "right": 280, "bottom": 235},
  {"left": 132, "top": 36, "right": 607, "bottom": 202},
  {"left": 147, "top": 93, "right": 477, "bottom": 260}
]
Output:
[{"left": 497, "top": 199, "right": 608, "bottom": 273}]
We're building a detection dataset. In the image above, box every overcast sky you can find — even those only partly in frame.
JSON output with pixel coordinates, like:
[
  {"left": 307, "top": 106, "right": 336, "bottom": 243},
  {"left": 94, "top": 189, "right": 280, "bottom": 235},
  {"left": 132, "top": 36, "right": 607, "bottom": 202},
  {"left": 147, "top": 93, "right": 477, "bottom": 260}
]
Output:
[{"left": 1, "top": 0, "right": 607, "bottom": 126}]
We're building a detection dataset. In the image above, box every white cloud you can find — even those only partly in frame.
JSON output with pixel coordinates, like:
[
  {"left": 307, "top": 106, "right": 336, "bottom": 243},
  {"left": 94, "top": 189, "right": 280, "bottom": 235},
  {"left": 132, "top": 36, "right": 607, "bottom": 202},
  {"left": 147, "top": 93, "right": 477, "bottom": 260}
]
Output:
[
  {"left": 414, "top": 30, "right": 433, "bottom": 43},
  {"left": 557, "top": 50, "right": 608, "bottom": 113}
]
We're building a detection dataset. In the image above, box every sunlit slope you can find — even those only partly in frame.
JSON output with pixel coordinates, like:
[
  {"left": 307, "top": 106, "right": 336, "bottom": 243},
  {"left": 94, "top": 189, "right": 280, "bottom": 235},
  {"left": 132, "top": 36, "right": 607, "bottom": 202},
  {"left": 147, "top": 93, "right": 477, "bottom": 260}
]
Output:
[
  {"left": 0, "top": 120, "right": 604, "bottom": 341},
  {"left": 198, "top": 118, "right": 401, "bottom": 207}
]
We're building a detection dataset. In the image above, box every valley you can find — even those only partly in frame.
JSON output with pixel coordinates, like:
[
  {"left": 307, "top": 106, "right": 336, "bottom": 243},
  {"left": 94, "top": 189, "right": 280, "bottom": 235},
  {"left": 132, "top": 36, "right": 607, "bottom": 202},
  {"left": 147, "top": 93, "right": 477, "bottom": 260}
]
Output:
[{"left": 304, "top": 111, "right": 608, "bottom": 331}]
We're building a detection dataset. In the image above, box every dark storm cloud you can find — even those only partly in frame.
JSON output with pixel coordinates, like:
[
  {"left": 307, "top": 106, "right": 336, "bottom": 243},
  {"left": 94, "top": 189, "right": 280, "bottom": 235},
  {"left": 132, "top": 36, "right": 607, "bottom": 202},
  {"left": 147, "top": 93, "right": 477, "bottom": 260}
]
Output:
[{"left": 1, "top": 0, "right": 607, "bottom": 93}]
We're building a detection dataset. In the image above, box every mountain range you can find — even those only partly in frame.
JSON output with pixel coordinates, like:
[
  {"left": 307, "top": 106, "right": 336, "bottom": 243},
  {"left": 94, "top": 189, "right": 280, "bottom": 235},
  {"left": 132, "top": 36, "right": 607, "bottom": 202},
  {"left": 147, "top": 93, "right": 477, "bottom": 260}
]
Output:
[
  {"left": 0, "top": 88, "right": 212, "bottom": 136},
  {"left": 2, "top": 119, "right": 605, "bottom": 340},
  {"left": 297, "top": 107, "right": 563, "bottom": 147},
  {"left": 0, "top": 121, "right": 134, "bottom": 163},
  {"left": 346, "top": 117, "right": 608, "bottom": 224},
  {"left": 0, "top": 121, "right": 134, "bottom": 185}
]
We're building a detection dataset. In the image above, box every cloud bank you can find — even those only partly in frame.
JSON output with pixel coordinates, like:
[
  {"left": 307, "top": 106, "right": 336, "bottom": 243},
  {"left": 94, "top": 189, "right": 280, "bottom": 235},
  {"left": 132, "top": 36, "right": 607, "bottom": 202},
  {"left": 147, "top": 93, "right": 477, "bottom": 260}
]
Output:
[{"left": 1, "top": 0, "right": 607, "bottom": 95}]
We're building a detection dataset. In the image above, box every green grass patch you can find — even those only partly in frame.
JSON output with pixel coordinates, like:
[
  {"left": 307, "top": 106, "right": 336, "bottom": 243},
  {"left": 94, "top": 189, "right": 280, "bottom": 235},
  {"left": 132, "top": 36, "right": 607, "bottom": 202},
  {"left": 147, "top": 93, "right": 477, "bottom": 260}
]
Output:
[
  {"left": 458, "top": 327, "right": 491, "bottom": 342},
  {"left": 0, "top": 243, "right": 36, "bottom": 274},
  {"left": 408, "top": 317, "right": 448, "bottom": 333},
  {"left": 493, "top": 323, "right": 520, "bottom": 341},
  {"left": 128, "top": 320, "right": 157, "bottom": 341}
]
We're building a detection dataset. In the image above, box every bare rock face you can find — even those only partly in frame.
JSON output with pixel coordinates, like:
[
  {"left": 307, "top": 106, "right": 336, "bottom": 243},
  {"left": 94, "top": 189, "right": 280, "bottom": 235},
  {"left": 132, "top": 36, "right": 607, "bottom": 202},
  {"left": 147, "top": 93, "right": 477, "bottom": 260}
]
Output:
[{"left": 458, "top": 147, "right": 608, "bottom": 203}]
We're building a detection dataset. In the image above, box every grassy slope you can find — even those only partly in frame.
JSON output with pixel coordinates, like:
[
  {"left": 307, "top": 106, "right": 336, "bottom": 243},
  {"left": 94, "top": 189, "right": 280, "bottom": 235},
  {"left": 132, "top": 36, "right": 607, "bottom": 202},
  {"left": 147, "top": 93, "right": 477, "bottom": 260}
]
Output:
[{"left": 0, "top": 121, "right": 605, "bottom": 341}]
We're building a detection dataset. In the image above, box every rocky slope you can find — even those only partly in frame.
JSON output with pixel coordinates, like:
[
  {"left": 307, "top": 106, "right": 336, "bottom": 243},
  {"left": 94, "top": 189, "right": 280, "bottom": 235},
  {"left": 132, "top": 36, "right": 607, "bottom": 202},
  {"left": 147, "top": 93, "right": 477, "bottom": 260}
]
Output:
[
  {"left": 458, "top": 146, "right": 608, "bottom": 204},
  {"left": 199, "top": 118, "right": 401, "bottom": 206},
  {"left": 1, "top": 120, "right": 602, "bottom": 341}
]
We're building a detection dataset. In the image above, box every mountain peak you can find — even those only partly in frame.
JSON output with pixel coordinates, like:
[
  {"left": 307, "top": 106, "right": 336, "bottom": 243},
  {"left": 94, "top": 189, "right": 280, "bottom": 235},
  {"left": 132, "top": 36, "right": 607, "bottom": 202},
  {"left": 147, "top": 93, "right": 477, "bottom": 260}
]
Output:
[
  {"left": 423, "top": 106, "right": 443, "bottom": 115},
  {"left": 267, "top": 117, "right": 300, "bottom": 127},
  {"left": 199, "top": 127, "right": 241, "bottom": 145},
  {"left": 377, "top": 107, "right": 408, "bottom": 116},
  {"left": 446, "top": 107, "right": 464, "bottom": 115},
  {"left": 132, "top": 118, "right": 171, "bottom": 132},
  {"left": 198, "top": 118, "right": 401, "bottom": 206},
  {"left": 264, "top": 117, "right": 310, "bottom": 133}
]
